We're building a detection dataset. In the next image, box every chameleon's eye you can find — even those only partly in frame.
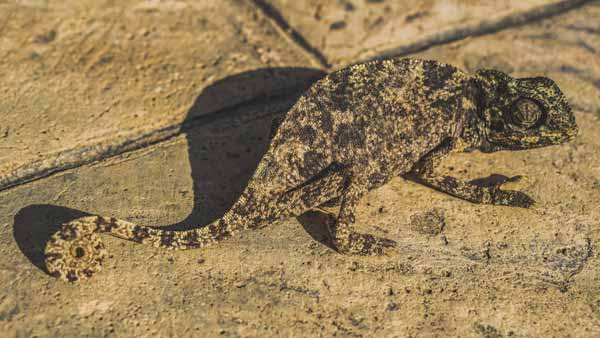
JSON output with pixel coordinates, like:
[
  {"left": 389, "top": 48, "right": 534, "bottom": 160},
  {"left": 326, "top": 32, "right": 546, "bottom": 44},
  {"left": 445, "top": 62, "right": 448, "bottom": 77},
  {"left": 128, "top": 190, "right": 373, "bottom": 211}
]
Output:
[{"left": 510, "top": 98, "right": 542, "bottom": 129}]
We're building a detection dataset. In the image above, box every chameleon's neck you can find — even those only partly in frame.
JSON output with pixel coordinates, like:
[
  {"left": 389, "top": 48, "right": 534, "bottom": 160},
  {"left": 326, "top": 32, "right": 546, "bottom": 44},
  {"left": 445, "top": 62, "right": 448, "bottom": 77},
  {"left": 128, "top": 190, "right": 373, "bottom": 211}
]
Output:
[
  {"left": 456, "top": 112, "right": 485, "bottom": 152},
  {"left": 453, "top": 79, "right": 486, "bottom": 152}
]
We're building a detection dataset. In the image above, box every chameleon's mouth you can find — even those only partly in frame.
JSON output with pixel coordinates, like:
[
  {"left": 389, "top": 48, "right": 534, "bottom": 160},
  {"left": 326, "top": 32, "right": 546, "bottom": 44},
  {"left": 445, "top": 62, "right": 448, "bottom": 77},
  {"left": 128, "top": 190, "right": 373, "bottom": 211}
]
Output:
[
  {"left": 565, "top": 124, "right": 579, "bottom": 141},
  {"left": 484, "top": 127, "right": 577, "bottom": 152}
]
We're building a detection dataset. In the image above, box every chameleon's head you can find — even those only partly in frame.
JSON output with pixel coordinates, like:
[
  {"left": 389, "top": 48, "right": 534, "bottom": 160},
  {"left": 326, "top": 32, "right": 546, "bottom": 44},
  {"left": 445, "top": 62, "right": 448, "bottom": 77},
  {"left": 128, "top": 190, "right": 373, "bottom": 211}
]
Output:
[{"left": 473, "top": 69, "right": 577, "bottom": 152}]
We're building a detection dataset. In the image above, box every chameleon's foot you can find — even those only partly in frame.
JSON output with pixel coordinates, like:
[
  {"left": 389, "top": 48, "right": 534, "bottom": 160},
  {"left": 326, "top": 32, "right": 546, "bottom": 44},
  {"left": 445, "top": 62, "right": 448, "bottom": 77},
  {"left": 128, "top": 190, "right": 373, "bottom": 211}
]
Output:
[
  {"left": 335, "top": 231, "right": 397, "bottom": 256},
  {"left": 490, "top": 188, "right": 535, "bottom": 208},
  {"left": 44, "top": 217, "right": 106, "bottom": 282},
  {"left": 486, "top": 176, "right": 535, "bottom": 208}
]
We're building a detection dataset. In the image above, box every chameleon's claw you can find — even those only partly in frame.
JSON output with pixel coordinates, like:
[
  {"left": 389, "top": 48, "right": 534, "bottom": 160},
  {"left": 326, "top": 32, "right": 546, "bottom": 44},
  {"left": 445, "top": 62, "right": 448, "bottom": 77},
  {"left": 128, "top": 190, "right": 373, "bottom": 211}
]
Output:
[
  {"left": 493, "top": 175, "right": 535, "bottom": 208},
  {"left": 507, "top": 190, "right": 536, "bottom": 208},
  {"left": 492, "top": 189, "right": 536, "bottom": 208},
  {"left": 506, "top": 175, "right": 524, "bottom": 183}
]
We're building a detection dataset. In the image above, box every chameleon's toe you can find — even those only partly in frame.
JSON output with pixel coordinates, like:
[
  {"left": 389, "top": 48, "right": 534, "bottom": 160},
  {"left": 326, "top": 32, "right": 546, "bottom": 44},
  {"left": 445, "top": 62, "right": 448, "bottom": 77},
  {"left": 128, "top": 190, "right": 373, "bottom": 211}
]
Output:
[
  {"left": 507, "top": 190, "right": 536, "bottom": 208},
  {"left": 44, "top": 217, "right": 106, "bottom": 282},
  {"left": 506, "top": 175, "right": 524, "bottom": 183},
  {"left": 493, "top": 189, "right": 536, "bottom": 208}
]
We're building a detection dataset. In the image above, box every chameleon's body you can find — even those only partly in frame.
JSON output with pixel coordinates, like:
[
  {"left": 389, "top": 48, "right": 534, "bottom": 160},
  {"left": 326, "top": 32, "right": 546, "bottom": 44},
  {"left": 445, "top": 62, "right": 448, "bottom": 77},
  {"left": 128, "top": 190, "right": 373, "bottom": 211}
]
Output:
[{"left": 45, "top": 58, "right": 577, "bottom": 282}]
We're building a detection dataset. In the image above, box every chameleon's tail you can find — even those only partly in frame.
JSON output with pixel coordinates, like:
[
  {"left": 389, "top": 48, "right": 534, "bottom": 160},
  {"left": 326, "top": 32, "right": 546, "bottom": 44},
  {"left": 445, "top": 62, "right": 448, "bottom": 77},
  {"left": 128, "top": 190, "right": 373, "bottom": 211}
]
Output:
[
  {"left": 44, "top": 215, "right": 232, "bottom": 282},
  {"left": 45, "top": 164, "right": 346, "bottom": 282}
]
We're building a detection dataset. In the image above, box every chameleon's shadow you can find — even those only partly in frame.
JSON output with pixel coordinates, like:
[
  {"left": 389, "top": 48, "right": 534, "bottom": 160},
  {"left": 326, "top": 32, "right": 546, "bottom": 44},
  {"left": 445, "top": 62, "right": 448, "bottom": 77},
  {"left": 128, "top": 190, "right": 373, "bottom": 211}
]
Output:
[
  {"left": 168, "top": 67, "right": 326, "bottom": 231},
  {"left": 13, "top": 67, "right": 328, "bottom": 273},
  {"left": 13, "top": 204, "right": 90, "bottom": 274},
  {"left": 297, "top": 210, "right": 337, "bottom": 251}
]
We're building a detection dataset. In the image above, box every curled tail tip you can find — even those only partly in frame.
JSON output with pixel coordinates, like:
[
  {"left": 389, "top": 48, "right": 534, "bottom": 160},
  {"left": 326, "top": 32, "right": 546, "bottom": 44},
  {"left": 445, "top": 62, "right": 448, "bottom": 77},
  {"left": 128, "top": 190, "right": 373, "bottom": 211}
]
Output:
[{"left": 44, "top": 216, "right": 106, "bottom": 283}]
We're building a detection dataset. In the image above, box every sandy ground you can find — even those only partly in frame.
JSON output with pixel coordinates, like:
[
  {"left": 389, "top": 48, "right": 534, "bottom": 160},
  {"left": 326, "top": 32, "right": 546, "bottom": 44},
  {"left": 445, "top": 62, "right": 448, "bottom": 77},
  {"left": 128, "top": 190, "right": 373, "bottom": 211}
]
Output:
[{"left": 1, "top": 1, "right": 600, "bottom": 337}]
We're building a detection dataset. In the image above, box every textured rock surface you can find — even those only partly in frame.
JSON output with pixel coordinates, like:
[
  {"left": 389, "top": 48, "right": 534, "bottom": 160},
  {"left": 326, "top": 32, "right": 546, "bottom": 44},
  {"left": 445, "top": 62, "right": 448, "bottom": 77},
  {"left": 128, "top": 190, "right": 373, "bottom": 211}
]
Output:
[{"left": 2, "top": 1, "right": 600, "bottom": 337}]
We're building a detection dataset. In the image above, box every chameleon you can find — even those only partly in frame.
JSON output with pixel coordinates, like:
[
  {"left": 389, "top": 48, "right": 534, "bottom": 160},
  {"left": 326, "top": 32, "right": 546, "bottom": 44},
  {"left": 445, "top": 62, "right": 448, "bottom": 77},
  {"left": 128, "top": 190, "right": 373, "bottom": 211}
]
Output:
[{"left": 44, "top": 58, "right": 578, "bottom": 282}]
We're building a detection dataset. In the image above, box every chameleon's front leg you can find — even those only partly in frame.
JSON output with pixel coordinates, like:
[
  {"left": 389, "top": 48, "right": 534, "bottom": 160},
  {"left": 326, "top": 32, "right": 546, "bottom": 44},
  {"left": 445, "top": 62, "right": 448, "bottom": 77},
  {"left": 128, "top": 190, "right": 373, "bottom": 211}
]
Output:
[
  {"left": 329, "top": 168, "right": 396, "bottom": 255},
  {"left": 408, "top": 138, "right": 535, "bottom": 208}
]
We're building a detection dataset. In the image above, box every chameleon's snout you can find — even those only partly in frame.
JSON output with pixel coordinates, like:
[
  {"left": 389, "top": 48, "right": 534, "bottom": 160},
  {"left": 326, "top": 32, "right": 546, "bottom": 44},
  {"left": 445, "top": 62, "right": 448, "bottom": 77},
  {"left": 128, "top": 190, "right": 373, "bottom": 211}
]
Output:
[{"left": 566, "top": 124, "right": 578, "bottom": 141}]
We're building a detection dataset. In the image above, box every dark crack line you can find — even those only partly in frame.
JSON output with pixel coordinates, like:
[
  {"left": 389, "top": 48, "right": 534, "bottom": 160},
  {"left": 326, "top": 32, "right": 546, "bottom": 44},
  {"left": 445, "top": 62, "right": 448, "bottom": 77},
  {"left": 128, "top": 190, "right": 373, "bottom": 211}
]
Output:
[
  {"left": 557, "top": 65, "right": 600, "bottom": 89},
  {"left": 0, "top": 93, "right": 293, "bottom": 192},
  {"left": 565, "top": 23, "right": 600, "bottom": 35},
  {"left": 248, "top": 0, "right": 330, "bottom": 69},
  {"left": 367, "top": 0, "right": 594, "bottom": 62}
]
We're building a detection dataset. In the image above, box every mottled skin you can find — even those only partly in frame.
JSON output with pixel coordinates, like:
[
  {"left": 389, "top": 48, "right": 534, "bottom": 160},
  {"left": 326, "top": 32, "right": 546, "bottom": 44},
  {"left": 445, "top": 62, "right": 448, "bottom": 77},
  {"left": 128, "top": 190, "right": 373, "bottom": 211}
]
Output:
[{"left": 44, "top": 58, "right": 578, "bottom": 282}]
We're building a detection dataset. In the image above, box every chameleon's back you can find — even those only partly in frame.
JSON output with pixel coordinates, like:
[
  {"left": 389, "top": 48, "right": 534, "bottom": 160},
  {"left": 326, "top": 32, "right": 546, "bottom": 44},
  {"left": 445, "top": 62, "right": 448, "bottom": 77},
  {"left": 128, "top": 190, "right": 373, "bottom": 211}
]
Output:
[{"left": 253, "top": 58, "right": 479, "bottom": 194}]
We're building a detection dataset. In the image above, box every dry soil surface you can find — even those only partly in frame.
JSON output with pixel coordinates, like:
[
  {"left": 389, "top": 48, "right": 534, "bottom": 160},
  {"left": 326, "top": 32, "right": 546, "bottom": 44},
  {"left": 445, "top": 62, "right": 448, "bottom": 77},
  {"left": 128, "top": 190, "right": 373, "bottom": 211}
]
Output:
[{"left": 1, "top": 1, "right": 600, "bottom": 337}]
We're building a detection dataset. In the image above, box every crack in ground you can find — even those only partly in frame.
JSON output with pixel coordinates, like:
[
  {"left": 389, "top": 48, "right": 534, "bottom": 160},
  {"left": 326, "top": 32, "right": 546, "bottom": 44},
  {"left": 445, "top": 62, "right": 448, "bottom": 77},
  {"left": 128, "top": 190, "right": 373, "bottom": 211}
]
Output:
[
  {"left": 248, "top": 0, "right": 330, "bottom": 69},
  {"left": 0, "top": 93, "right": 293, "bottom": 192},
  {"left": 366, "top": 0, "right": 593, "bottom": 61}
]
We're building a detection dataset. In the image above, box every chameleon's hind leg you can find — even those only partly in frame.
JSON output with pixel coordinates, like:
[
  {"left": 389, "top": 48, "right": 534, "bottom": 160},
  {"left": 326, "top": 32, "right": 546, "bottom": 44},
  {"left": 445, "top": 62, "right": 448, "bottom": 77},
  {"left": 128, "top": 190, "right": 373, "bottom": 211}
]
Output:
[
  {"left": 408, "top": 138, "right": 535, "bottom": 208},
  {"left": 328, "top": 168, "right": 396, "bottom": 256},
  {"left": 274, "top": 163, "right": 394, "bottom": 255},
  {"left": 275, "top": 162, "right": 346, "bottom": 217}
]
